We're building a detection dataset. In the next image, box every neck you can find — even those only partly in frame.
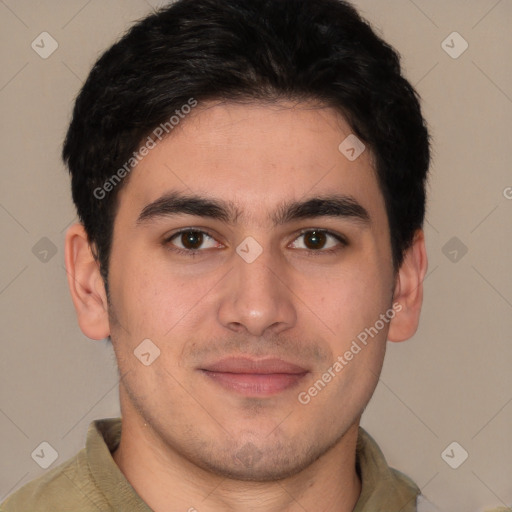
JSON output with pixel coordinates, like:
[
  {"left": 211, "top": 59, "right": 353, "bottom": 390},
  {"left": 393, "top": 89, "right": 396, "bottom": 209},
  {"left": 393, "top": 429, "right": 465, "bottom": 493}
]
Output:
[{"left": 113, "top": 411, "right": 362, "bottom": 512}]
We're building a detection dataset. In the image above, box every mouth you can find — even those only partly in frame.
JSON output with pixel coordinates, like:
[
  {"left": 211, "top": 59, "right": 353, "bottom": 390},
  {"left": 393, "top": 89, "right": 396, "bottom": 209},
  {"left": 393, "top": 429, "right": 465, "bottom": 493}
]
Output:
[{"left": 199, "top": 357, "right": 309, "bottom": 397}]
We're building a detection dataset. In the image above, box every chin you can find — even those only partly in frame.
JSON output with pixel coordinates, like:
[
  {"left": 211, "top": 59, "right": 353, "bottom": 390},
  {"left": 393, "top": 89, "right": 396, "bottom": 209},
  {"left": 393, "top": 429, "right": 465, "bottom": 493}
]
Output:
[{"left": 190, "top": 437, "right": 333, "bottom": 482}]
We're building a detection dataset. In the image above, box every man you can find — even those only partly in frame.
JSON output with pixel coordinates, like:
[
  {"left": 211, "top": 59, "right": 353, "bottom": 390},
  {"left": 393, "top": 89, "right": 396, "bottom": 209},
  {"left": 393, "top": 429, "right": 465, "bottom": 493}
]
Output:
[{"left": 2, "top": 0, "right": 442, "bottom": 510}]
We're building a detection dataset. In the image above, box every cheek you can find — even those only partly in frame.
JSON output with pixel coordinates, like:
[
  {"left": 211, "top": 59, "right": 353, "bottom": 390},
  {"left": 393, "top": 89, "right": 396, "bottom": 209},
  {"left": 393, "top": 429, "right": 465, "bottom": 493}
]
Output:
[
  {"left": 310, "top": 261, "right": 392, "bottom": 343},
  {"left": 110, "top": 248, "right": 219, "bottom": 342}
]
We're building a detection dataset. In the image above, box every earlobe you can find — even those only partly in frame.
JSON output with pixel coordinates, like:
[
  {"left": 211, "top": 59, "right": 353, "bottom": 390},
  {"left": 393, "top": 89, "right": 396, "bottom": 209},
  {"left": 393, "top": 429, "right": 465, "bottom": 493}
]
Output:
[
  {"left": 387, "top": 229, "right": 428, "bottom": 343},
  {"left": 64, "top": 223, "right": 110, "bottom": 340}
]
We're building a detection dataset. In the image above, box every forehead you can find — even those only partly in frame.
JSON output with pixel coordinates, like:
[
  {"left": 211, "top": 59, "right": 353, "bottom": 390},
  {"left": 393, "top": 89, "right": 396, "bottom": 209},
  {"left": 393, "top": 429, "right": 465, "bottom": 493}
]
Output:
[{"left": 117, "top": 101, "right": 384, "bottom": 225}]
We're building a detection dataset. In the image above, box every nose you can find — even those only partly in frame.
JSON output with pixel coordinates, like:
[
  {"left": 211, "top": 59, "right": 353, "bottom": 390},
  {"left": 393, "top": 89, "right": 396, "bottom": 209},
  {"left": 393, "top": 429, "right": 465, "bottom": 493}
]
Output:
[{"left": 216, "top": 243, "right": 297, "bottom": 337}]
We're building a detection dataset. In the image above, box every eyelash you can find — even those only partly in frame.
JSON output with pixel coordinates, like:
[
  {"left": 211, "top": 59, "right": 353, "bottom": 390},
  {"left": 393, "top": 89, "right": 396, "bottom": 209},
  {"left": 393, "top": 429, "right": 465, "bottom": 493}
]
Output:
[{"left": 163, "top": 228, "right": 348, "bottom": 257}]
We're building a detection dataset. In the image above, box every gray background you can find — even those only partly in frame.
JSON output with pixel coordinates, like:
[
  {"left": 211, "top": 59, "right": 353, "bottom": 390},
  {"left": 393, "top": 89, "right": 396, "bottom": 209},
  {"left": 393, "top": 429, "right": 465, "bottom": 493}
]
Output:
[{"left": 0, "top": 1, "right": 511, "bottom": 511}]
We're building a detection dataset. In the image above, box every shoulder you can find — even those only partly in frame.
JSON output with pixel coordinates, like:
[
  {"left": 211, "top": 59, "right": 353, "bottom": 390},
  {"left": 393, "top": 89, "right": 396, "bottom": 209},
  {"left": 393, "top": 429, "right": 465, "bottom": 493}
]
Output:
[{"left": 1, "top": 447, "right": 106, "bottom": 512}]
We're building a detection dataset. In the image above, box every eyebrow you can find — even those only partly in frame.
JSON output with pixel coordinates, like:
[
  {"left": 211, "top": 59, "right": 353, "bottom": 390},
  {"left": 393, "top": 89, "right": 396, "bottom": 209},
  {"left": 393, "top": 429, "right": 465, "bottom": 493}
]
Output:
[{"left": 136, "top": 191, "right": 371, "bottom": 226}]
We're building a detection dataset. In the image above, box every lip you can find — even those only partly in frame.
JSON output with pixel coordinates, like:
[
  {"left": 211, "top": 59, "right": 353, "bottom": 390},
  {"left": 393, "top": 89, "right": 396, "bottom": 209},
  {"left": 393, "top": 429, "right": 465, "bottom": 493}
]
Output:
[
  {"left": 199, "top": 357, "right": 309, "bottom": 397},
  {"left": 201, "top": 357, "right": 308, "bottom": 374}
]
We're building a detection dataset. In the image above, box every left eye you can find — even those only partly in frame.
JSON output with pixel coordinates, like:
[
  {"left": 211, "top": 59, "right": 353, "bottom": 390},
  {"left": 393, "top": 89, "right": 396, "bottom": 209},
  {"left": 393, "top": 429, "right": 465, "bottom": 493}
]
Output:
[{"left": 289, "top": 230, "right": 344, "bottom": 251}]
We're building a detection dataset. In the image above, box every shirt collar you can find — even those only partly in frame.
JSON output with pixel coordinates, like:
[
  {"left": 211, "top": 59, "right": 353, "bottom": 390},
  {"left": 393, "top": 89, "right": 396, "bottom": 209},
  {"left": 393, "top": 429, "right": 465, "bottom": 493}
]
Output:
[
  {"left": 353, "top": 427, "right": 420, "bottom": 511},
  {"left": 86, "top": 417, "right": 153, "bottom": 511},
  {"left": 86, "top": 418, "right": 419, "bottom": 511}
]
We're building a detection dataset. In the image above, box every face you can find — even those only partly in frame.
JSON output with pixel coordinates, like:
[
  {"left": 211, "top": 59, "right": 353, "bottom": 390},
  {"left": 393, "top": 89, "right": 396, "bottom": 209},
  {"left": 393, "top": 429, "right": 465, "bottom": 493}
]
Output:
[{"left": 105, "top": 101, "right": 397, "bottom": 480}]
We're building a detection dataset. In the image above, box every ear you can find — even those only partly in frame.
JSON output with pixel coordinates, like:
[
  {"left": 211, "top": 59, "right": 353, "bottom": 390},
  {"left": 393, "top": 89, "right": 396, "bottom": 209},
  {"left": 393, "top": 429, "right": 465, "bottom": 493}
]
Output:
[
  {"left": 64, "top": 223, "right": 110, "bottom": 340},
  {"left": 387, "top": 229, "right": 428, "bottom": 343}
]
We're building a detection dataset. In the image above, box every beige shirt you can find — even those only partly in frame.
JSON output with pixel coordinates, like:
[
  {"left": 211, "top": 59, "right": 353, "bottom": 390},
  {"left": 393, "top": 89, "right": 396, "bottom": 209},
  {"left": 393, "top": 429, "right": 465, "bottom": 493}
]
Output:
[{"left": 1, "top": 417, "right": 433, "bottom": 511}]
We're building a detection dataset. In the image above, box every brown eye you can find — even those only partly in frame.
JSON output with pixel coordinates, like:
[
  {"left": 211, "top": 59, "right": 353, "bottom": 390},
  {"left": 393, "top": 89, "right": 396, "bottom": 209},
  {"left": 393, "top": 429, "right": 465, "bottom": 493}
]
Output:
[
  {"left": 289, "top": 229, "right": 346, "bottom": 253},
  {"left": 166, "top": 230, "right": 219, "bottom": 253},
  {"left": 303, "top": 230, "right": 327, "bottom": 250},
  {"left": 180, "top": 230, "right": 204, "bottom": 250}
]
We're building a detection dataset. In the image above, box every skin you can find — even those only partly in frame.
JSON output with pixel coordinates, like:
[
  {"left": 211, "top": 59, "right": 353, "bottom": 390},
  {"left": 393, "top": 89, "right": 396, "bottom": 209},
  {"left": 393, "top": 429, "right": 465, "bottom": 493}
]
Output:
[{"left": 65, "top": 101, "right": 427, "bottom": 512}]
